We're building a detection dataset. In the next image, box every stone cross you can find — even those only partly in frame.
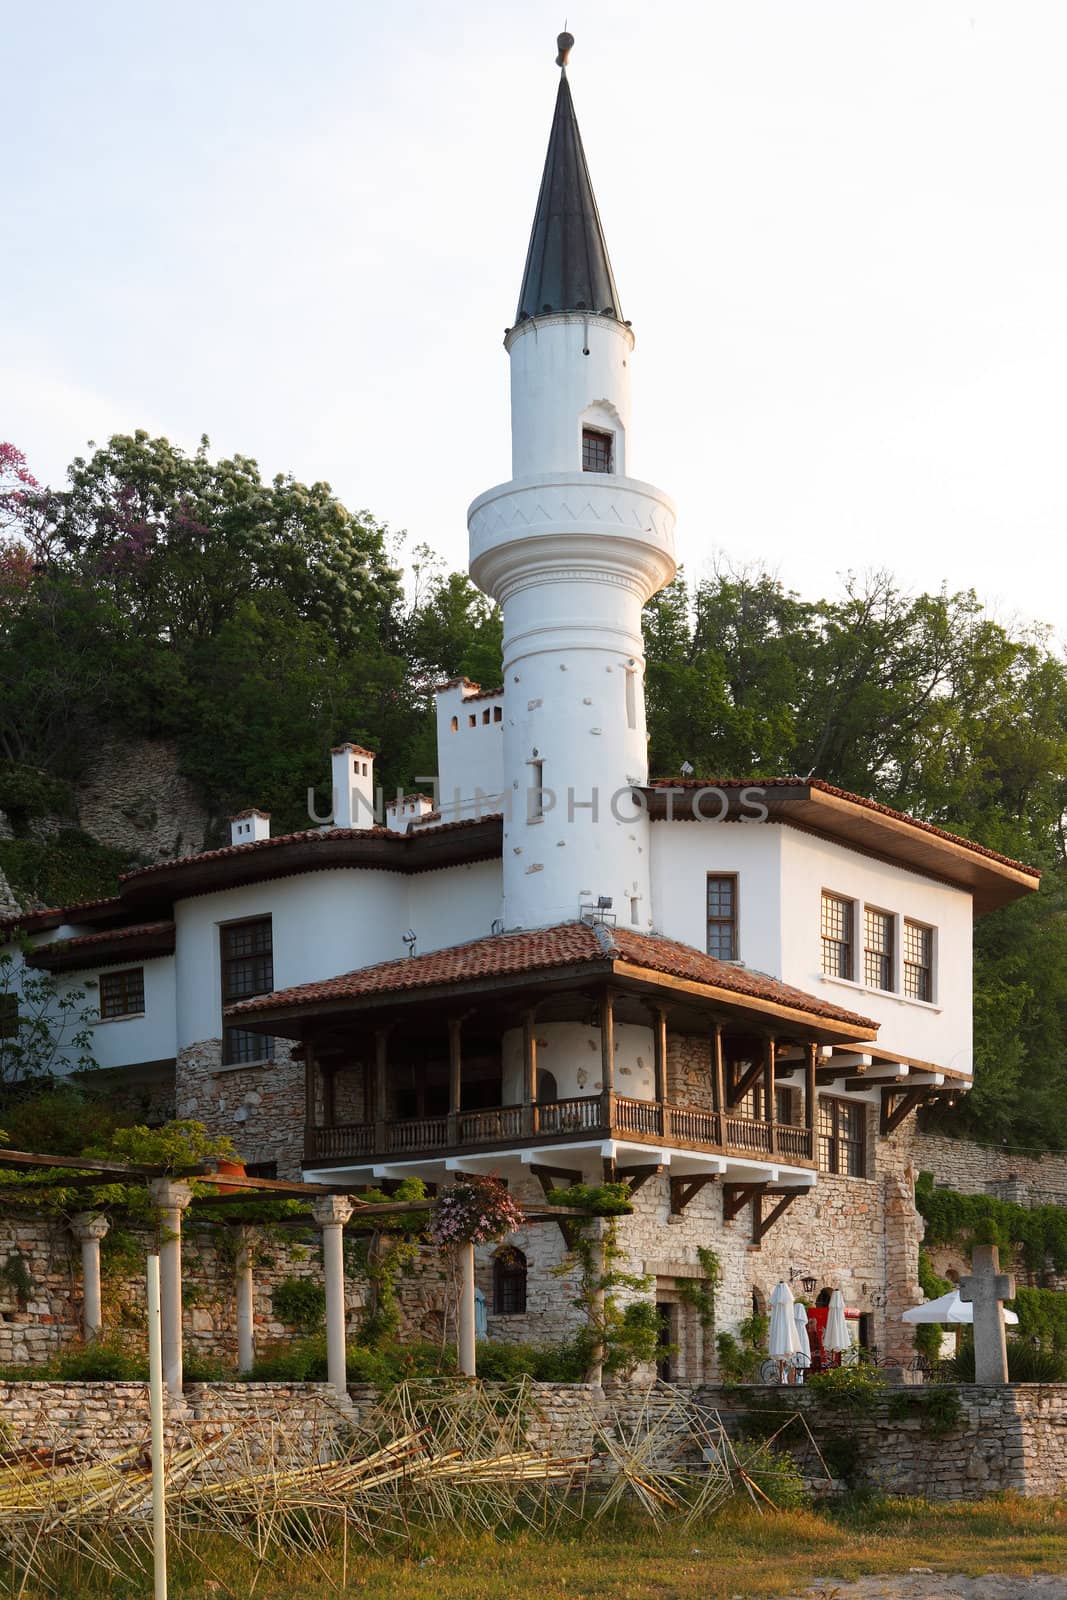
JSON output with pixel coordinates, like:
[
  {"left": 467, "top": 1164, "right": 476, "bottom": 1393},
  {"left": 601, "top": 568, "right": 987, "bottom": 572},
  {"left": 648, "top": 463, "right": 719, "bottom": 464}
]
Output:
[{"left": 959, "top": 1242, "right": 1015, "bottom": 1385}]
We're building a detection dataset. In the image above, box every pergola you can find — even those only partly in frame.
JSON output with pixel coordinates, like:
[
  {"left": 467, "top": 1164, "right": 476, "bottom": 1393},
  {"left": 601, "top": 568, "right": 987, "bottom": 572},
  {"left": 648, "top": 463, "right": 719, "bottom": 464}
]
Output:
[{"left": 0, "top": 1150, "right": 583, "bottom": 1397}]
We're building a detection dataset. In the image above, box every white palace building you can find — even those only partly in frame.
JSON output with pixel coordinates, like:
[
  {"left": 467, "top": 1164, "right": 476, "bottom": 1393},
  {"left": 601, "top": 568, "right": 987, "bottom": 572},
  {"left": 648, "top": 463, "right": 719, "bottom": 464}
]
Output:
[{"left": 3, "top": 39, "right": 1040, "bottom": 1372}]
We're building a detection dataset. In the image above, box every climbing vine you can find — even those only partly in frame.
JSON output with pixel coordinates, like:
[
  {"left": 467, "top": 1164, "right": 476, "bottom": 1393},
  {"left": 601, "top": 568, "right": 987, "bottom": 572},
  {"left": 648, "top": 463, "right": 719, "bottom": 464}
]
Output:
[
  {"left": 676, "top": 1246, "right": 721, "bottom": 1332},
  {"left": 916, "top": 1171, "right": 1067, "bottom": 1275},
  {"left": 545, "top": 1183, "right": 655, "bottom": 1379}
]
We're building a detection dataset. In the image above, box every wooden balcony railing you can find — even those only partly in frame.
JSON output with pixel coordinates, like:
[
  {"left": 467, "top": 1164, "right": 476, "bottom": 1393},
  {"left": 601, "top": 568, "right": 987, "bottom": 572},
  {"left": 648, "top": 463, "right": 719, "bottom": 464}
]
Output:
[{"left": 304, "top": 1098, "right": 815, "bottom": 1166}]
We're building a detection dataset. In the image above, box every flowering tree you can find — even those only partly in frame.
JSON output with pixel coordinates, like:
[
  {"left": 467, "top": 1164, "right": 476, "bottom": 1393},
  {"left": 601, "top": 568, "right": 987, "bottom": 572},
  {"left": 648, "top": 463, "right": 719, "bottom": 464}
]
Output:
[{"left": 429, "top": 1174, "right": 523, "bottom": 1249}]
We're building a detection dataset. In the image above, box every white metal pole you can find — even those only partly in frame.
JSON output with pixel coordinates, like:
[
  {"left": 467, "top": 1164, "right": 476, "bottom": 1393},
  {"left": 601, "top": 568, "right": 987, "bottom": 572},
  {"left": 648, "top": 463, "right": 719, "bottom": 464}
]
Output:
[
  {"left": 147, "top": 1252, "right": 168, "bottom": 1600},
  {"left": 235, "top": 1234, "right": 254, "bottom": 1375}
]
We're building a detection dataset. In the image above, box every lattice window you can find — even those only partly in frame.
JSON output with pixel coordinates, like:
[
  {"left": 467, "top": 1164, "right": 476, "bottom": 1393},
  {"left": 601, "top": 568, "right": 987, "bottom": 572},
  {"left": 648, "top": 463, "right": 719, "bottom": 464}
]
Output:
[
  {"left": 493, "top": 1248, "right": 527, "bottom": 1315},
  {"left": 903, "top": 919, "right": 933, "bottom": 1002},
  {"left": 821, "top": 892, "right": 853, "bottom": 979},
  {"left": 818, "top": 1097, "right": 867, "bottom": 1177},
  {"left": 706, "top": 875, "right": 738, "bottom": 961},
  {"left": 582, "top": 427, "right": 612, "bottom": 473},
  {"left": 99, "top": 967, "right": 145, "bottom": 1019},
  {"left": 863, "top": 907, "right": 895, "bottom": 991},
  {"left": 221, "top": 918, "right": 274, "bottom": 1065}
]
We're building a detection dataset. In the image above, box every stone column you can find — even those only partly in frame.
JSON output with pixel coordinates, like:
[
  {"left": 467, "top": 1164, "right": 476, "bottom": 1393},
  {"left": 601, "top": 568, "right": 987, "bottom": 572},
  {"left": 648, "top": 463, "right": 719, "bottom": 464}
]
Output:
[
  {"left": 312, "top": 1195, "right": 354, "bottom": 1394},
  {"left": 235, "top": 1226, "right": 255, "bottom": 1376},
  {"left": 457, "top": 1240, "right": 477, "bottom": 1377},
  {"left": 147, "top": 1179, "right": 194, "bottom": 1398},
  {"left": 70, "top": 1212, "right": 110, "bottom": 1343}
]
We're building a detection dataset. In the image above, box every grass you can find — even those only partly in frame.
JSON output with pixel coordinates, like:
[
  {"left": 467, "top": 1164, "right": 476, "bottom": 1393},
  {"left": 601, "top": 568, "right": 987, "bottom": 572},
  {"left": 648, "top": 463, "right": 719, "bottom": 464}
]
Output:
[{"left": 11, "top": 1496, "right": 1067, "bottom": 1600}]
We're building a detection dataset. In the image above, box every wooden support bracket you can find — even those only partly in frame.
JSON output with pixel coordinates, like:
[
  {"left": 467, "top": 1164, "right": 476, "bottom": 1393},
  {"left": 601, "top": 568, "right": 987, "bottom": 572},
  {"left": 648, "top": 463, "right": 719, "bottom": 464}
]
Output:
[
  {"left": 722, "top": 1182, "right": 767, "bottom": 1224},
  {"left": 531, "top": 1166, "right": 582, "bottom": 1246},
  {"left": 752, "top": 1188, "right": 802, "bottom": 1245},
  {"left": 729, "top": 1058, "right": 765, "bottom": 1109},
  {"left": 669, "top": 1175, "right": 716, "bottom": 1215},
  {"left": 616, "top": 1164, "right": 664, "bottom": 1196},
  {"left": 880, "top": 1086, "right": 931, "bottom": 1136}
]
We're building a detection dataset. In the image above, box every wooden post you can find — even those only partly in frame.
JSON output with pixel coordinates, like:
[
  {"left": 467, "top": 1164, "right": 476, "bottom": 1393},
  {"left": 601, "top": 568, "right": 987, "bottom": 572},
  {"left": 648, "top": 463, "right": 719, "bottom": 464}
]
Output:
[
  {"left": 764, "top": 1036, "right": 778, "bottom": 1155},
  {"left": 652, "top": 1007, "right": 668, "bottom": 1109},
  {"left": 304, "top": 1041, "right": 318, "bottom": 1160},
  {"left": 712, "top": 1023, "right": 726, "bottom": 1141},
  {"left": 374, "top": 1026, "right": 389, "bottom": 1154},
  {"left": 600, "top": 990, "right": 615, "bottom": 1128},
  {"left": 322, "top": 1063, "right": 336, "bottom": 1129},
  {"left": 522, "top": 1009, "right": 539, "bottom": 1136},
  {"left": 448, "top": 1016, "right": 463, "bottom": 1144},
  {"left": 805, "top": 1041, "right": 818, "bottom": 1156}
]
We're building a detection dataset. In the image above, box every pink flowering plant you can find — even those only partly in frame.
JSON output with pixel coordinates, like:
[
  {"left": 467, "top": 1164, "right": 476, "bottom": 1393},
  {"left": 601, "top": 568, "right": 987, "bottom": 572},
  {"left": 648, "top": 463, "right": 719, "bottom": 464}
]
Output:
[{"left": 429, "top": 1173, "right": 523, "bottom": 1248}]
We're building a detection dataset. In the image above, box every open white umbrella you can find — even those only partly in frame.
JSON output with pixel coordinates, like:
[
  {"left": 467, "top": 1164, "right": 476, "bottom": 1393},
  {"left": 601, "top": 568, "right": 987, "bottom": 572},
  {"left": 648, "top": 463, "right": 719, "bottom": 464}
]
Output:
[
  {"left": 793, "top": 1300, "right": 812, "bottom": 1371},
  {"left": 902, "top": 1289, "right": 1018, "bottom": 1326},
  {"left": 768, "top": 1280, "right": 801, "bottom": 1360},
  {"left": 825, "top": 1288, "right": 851, "bottom": 1353}
]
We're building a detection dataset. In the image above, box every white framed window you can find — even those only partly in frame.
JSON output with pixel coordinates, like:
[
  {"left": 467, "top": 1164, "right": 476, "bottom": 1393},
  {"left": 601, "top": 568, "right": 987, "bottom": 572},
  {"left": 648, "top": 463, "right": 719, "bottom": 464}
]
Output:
[
  {"left": 903, "top": 919, "right": 934, "bottom": 1002},
  {"left": 863, "top": 906, "right": 895, "bottom": 992},
  {"left": 821, "top": 891, "right": 854, "bottom": 980}
]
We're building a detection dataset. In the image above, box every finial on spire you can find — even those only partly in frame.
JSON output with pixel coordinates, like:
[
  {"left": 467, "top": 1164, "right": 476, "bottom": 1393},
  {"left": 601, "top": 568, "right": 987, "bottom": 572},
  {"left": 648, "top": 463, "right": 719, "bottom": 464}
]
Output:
[{"left": 556, "top": 30, "right": 574, "bottom": 68}]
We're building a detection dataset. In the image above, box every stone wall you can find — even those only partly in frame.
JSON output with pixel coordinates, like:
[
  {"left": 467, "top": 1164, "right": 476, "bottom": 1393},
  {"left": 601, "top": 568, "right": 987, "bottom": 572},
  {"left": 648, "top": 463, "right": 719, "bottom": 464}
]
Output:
[
  {"left": 74, "top": 737, "right": 210, "bottom": 863},
  {"left": 2, "top": 1378, "right": 1066, "bottom": 1502},
  {"left": 912, "top": 1127, "right": 1067, "bottom": 1206},
  {"left": 176, "top": 1039, "right": 305, "bottom": 1180}
]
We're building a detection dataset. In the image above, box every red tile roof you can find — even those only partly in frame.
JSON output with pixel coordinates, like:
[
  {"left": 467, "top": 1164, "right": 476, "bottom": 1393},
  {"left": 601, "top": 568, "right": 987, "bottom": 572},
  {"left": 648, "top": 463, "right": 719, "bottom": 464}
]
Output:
[
  {"left": 26, "top": 920, "right": 176, "bottom": 971},
  {"left": 227, "top": 920, "right": 877, "bottom": 1030},
  {"left": 0, "top": 896, "right": 125, "bottom": 936},
  {"left": 329, "top": 744, "right": 376, "bottom": 758}
]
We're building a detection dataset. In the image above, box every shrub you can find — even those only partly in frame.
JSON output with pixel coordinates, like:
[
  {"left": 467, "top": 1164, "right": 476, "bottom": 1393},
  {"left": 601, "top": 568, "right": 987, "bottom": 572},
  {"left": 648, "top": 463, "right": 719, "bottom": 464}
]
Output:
[
  {"left": 271, "top": 1277, "right": 327, "bottom": 1332},
  {"left": 52, "top": 1341, "right": 148, "bottom": 1381},
  {"left": 887, "top": 1386, "right": 964, "bottom": 1436},
  {"left": 942, "top": 1334, "right": 1067, "bottom": 1384},
  {"left": 732, "top": 1437, "right": 808, "bottom": 1508},
  {"left": 474, "top": 1338, "right": 588, "bottom": 1383},
  {"left": 805, "top": 1363, "right": 885, "bottom": 1415}
]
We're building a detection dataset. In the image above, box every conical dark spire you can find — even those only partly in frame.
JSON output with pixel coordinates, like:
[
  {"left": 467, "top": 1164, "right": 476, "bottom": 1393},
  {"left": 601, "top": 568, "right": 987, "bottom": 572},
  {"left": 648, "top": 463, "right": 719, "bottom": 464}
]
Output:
[{"left": 515, "top": 50, "right": 623, "bottom": 325}]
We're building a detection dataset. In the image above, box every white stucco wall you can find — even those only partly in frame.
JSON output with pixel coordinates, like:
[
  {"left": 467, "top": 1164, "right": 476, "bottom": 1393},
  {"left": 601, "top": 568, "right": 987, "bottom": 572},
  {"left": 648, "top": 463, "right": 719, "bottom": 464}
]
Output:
[
  {"left": 434, "top": 683, "right": 505, "bottom": 824},
  {"left": 777, "top": 828, "right": 973, "bottom": 1076},
  {"left": 83, "top": 956, "right": 176, "bottom": 1070},
  {"left": 649, "top": 818, "right": 785, "bottom": 977},
  {"left": 501, "top": 1019, "right": 655, "bottom": 1103},
  {"left": 174, "top": 861, "right": 505, "bottom": 1050},
  {"left": 648, "top": 816, "right": 973, "bottom": 1075},
  {"left": 506, "top": 314, "right": 633, "bottom": 480}
]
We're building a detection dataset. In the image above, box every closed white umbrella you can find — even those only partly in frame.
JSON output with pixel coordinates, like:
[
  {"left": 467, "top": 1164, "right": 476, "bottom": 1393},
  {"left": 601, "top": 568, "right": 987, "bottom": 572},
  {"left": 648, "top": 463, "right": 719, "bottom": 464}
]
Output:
[
  {"left": 902, "top": 1289, "right": 1019, "bottom": 1326},
  {"left": 825, "top": 1288, "right": 851, "bottom": 1353},
  {"left": 768, "top": 1280, "right": 801, "bottom": 1359},
  {"left": 793, "top": 1300, "right": 812, "bottom": 1369}
]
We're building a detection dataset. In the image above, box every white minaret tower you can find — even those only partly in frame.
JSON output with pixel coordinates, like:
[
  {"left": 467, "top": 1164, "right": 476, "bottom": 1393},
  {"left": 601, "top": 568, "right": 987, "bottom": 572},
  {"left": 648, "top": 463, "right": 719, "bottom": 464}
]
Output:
[{"left": 468, "top": 33, "right": 677, "bottom": 931}]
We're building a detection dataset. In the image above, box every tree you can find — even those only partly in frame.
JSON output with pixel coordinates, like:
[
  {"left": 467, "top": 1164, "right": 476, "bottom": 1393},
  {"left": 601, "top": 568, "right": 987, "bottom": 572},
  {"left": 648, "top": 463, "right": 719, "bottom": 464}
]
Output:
[{"left": 0, "top": 943, "right": 98, "bottom": 1089}]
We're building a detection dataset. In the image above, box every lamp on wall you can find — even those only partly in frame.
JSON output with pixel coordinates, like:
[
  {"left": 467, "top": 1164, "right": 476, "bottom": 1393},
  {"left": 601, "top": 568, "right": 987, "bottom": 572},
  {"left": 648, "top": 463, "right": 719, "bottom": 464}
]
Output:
[{"left": 790, "top": 1268, "right": 818, "bottom": 1297}]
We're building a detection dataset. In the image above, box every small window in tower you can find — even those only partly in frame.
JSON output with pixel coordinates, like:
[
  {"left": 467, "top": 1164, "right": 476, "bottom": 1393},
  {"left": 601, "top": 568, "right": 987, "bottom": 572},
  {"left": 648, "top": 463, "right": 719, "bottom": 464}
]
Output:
[
  {"left": 582, "top": 427, "right": 613, "bottom": 473},
  {"left": 527, "top": 759, "right": 545, "bottom": 822},
  {"left": 468, "top": 714, "right": 477, "bottom": 728},
  {"left": 482, "top": 708, "right": 490, "bottom": 724},
  {"left": 493, "top": 705, "right": 503, "bottom": 722},
  {"left": 450, "top": 716, "right": 459, "bottom": 732},
  {"left": 624, "top": 669, "right": 637, "bottom": 730}
]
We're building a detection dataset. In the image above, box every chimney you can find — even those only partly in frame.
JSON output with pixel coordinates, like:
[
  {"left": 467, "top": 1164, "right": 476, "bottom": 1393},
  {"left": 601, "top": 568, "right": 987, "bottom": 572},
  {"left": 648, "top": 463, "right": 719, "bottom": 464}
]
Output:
[
  {"left": 386, "top": 793, "right": 434, "bottom": 834},
  {"left": 230, "top": 809, "right": 270, "bottom": 846},
  {"left": 330, "top": 744, "right": 376, "bottom": 829}
]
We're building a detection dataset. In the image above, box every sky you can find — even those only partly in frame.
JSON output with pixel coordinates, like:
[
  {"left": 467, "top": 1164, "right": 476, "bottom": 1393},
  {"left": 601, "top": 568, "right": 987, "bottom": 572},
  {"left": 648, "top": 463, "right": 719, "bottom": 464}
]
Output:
[{"left": 6, "top": 0, "right": 1066, "bottom": 640}]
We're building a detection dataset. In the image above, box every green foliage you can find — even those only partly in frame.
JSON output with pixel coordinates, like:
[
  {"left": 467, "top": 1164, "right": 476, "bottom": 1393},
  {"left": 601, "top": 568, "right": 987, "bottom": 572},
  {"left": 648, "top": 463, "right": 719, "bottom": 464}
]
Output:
[
  {"left": 0, "top": 1252, "right": 32, "bottom": 1304},
  {"left": 887, "top": 1386, "right": 964, "bottom": 1436},
  {"left": 0, "top": 829, "right": 130, "bottom": 907},
  {"left": 918, "top": 1249, "right": 952, "bottom": 1300},
  {"left": 945, "top": 1332, "right": 1067, "bottom": 1383},
  {"left": 805, "top": 1364, "right": 886, "bottom": 1415},
  {"left": 0, "top": 1083, "right": 118, "bottom": 1156},
  {"left": 271, "top": 1277, "right": 326, "bottom": 1332},
  {"left": 0, "top": 943, "right": 99, "bottom": 1087},
  {"left": 247, "top": 1335, "right": 452, "bottom": 1386},
  {"left": 106, "top": 1120, "right": 235, "bottom": 1172},
  {"left": 733, "top": 1437, "right": 809, "bottom": 1508},
  {"left": 676, "top": 1247, "right": 721, "bottom": 1332},
  {"left": 715, "top": 1313, "right": 769, "bottom": 1383},
  {"left": 555, "top": 1210, "right": 655, "bottom": 1380},
  {"left": 346, "top": 1178, "right": 429, "bottom": 1348},
  {"left": 0, "top": 1338, "right": 150, "bottom": 1383},
  {"left": 915, "top": 1172, "right": 1067, "bottom": 1275},
  {"left": 545, "top": 1182, "right": 634, "bottom": 1216},
  {"left": 473, "top": 1339, "right": 589, "bottom": 1383}
]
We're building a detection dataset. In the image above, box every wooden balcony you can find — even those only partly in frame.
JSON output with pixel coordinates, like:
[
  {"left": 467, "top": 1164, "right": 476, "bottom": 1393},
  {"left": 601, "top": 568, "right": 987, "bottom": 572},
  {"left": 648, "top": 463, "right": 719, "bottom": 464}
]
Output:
[{"left": 304, "top": 1093, "right": 815, "bottom": 1168}]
